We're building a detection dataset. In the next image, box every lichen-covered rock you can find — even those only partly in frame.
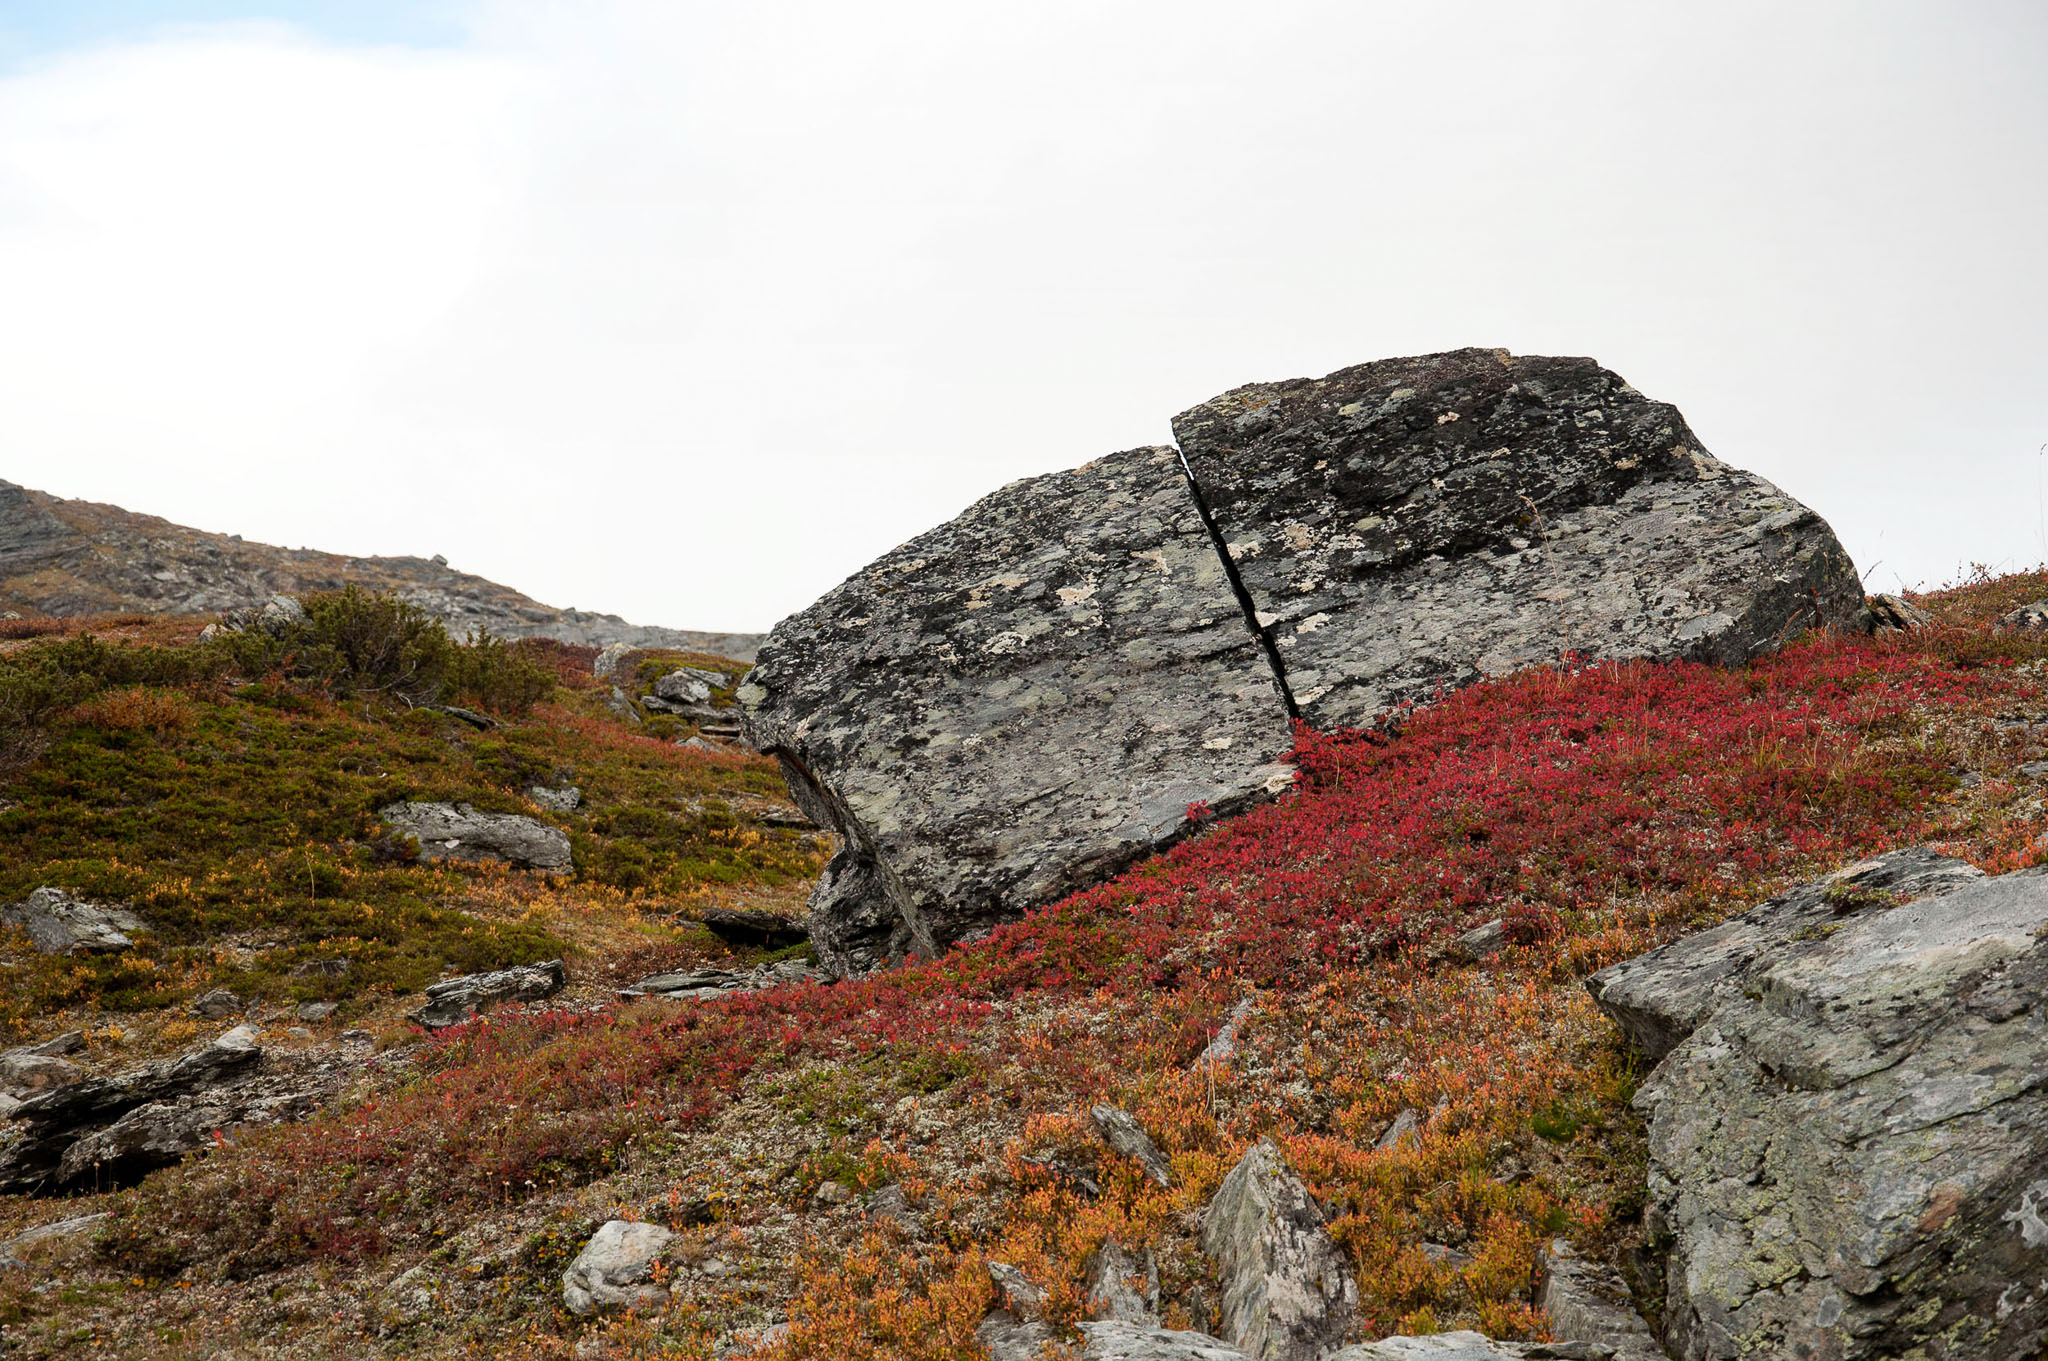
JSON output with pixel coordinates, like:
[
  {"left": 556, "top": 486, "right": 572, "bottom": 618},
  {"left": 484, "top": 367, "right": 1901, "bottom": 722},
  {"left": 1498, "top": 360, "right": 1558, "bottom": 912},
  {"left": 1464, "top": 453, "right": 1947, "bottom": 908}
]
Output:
[
  {"left": 1324, "top": 1336, "right": 1589, "bottom": 1360},
  {"left": 1085, "top": 1236, "right": 1161, "bottom": 1324},
  {"left": 1079, "top": 1322, "right": 1255, "bottom": 1359},
  {"left": 560, "top": 1219, "right": 674, "bottom": 1315},
  {"left": 410, "top": 959, "right": 566, "bottom": 1029},
  {"left": 1589, "top": 850, "right": 2048, "bottom": 1360},
  {"left": 739, "top": 445, "right": 1294, "bottom": 977},
  {"left": 1, "top": 888, "right": 145, "bottom": 956},
  {"left": 1200, "top": 1140, "right": 1358, "bottom": 1361},
  {"left": 1172, "top": 349, "right": 1863, "bottom": 731},
  {"left": 378, "top": 801, "right": 572, "bottom": 873},
  {"left": 1093, "top": 1105, "right": 1174, "bottom": 1188},
  {"left": 1536, "top": 1240, "right": 1666, "bottom": 1361}
]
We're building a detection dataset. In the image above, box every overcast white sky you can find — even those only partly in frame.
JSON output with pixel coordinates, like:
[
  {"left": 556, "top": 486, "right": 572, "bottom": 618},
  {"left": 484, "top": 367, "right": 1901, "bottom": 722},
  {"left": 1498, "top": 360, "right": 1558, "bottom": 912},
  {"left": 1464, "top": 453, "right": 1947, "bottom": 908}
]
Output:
[{"left": 1, "top": 1, "right": 2043, "bottom": 631}]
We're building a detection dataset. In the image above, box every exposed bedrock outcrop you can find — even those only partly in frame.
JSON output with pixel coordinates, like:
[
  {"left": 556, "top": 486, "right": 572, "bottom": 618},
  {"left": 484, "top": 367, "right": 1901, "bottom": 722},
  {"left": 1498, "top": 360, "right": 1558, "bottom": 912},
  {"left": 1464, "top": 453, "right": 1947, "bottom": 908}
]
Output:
[
  {"left": 740, "top": 445, "right": 1295, "bottom": 977},
  {"left": 1587, "top": 848, "right": 2048, "bottom": 1360},
  {"left": 745, "top": 351, "right": 1860, "bottom": 974},
  {"left": 1172, "top": 348, "right": 1863, "bottom": 730}
]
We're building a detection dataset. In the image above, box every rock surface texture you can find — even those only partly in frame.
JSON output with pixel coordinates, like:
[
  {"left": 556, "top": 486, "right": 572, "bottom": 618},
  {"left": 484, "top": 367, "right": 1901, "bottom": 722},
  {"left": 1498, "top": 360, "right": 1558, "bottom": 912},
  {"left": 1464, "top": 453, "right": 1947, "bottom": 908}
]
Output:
[
  {"left": 1588, "top": 847, "right": 2048, "bottom": 1360},
  {"left": 1, "top": 888, "right": 146, "bottom": 955},
  {"left": 410, "top": 960, "right": 567, "bottom": 1029},
  {"left": 560, "top": 1219, "right": 674, "bottom": 1315},
  {"left": 379, "top": 802, "right": 572, "bottom": 873},
  {"left": 745, "top": 352, "right": 1860, "bottom": 974},
  {"left": 740, "top": 445, "right": 1294, "bottom": 977},
  {"left": 1201, "top": 1140, "right": 1359, "bottom": 1361},
  {"left": 1172, "top": 349, "right": 1863, "bottom": 731}
]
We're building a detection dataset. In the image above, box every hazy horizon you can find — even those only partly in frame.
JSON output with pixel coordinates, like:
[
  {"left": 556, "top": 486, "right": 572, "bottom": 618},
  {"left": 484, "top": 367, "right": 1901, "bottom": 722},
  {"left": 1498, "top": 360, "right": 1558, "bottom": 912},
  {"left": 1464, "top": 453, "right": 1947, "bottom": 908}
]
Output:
[{"left": 3, "top": 1, "right": 2044, "bottom": 632}]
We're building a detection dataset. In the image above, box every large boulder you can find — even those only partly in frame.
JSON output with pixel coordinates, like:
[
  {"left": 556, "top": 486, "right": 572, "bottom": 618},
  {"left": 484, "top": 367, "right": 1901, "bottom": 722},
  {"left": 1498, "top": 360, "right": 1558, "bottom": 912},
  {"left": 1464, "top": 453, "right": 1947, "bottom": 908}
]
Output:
[
  {"left": 1171, "top": 349, "right": 1863, "bottom": 731},
  {"left": 1587, "top": 848, "right": 2048, "bottom": 1360},
  {"left": 739, "top": 445, "right": 1295, "bottom": 977}
]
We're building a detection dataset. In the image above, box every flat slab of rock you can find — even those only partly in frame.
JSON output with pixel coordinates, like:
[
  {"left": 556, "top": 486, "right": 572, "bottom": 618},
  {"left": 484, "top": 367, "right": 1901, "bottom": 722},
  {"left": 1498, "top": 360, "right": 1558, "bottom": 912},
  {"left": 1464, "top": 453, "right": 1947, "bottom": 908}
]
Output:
[
  {"left": 1326, "top": 1336, "right": 1596, "bottom": 1360},
  {"left": 561, "top": 1219, "right": 674, "bottom": 1315},
  {"left": 1536, "top": 1240, "right": 1666, "bottom": 1361},
  {"left": 1172, "top": 350, "right": 1863, "bottom": 731},
  {"left": 1, "top": 888, "right": 145, "bottom": 955},
  {"left": 1590, "top": 848, "right": 2048, "bottom": 1360},
  {"left": 411, "top": 959, "right": 565, "bottom": 1029},
  {"left": 379, "top": 801, "right": 572, "bottom": 872},
  {"left": 1201, "top": 1140, "right": 1358, "bottom": 1361},
  {"left": 618, "top": 958, "right": 812, "bottom": 1001},
  {"left": 740, "top": 445, "right": 1294, "bottom": 976},
  {"left": 1080, "top": 1321, "right": 1256, "bottom": 1359}
]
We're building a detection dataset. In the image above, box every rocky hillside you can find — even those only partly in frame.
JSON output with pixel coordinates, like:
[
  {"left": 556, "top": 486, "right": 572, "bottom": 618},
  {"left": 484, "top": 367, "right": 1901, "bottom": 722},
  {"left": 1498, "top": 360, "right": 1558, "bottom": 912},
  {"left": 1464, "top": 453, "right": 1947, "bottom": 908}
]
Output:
[
  {"left": 0, "top": 479, "right": 761, "bottom": 658},
  {"left": 0, "top": 353, "right": 2043, "bottom": 1361}
]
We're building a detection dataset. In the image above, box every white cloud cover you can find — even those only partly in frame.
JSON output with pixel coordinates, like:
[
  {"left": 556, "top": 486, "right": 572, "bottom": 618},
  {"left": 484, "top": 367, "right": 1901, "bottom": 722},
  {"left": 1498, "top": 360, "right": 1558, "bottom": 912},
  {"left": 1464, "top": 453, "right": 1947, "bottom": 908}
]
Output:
[{"left": 3, "top": 1, "right": 2045, "bottom": 629}]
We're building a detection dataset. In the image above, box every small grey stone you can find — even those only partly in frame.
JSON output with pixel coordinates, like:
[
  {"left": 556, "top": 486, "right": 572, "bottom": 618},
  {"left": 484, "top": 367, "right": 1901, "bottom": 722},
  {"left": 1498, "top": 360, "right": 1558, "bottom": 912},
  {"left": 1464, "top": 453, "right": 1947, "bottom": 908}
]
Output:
[
  {"left": 1085, "top": 1236, "right": 1161, "bottom": 1324},
  {"left": 1374, "top": 1109, "right": 1423, "bottom": 1152},
  {"left": 1078, "top": 1321, "right": 1256, "bottom": 1359},
  {"left": 987, "top": 1261, "right": 1048, "bottom": 1321},
  {"left": 378, "top": 802, "right": 572, "bottom": 873},
  {"left": 1534, "top": 1240, "right": 1662, "bottom": 1361},
  {"left": 1093, "top": 1105, "right": 1173, "bottom": 1187},
  {"left": 1193, "top": 998, "right": 1257, "bottom": 1069},
  {"left": 0, "top": 1053, "right": 81, "bottom": 1099},
  {"left": 295, "top": 1002, "right": 337, "bottom": 1022},
  {"left": 1, "top": 888, "right": 145, "bottom": 956},
  {"left": 978, "top": 1310, "right": 1065, "bottom": 1361},
  {"left": 560, "top": 1219, "right": 674, "bottom": 1316},
  {"left": 528, "top": 784, "right": 582, "bottom": 812},
  {"left": 1439, "top": 918, "right": 1508, "bottom": 965},
  {"left": 409, "top": 959, "right": 565, "bottom": 1030},
  {"left": 1201, "top": 1140, "right": 1357, "bottom": 1361},
  {"left": 189, "top": 988, "right": 243, "bottom": 1020}
]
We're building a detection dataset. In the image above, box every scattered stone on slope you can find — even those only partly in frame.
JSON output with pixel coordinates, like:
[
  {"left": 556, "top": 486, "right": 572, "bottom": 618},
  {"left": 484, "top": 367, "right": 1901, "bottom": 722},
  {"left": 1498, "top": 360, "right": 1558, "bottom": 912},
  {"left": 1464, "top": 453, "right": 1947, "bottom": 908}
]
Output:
[
  {"left": 213, "top": 592, "right": 307, "bottom": 639},
  {"left": 1535, "top": 1240, "right": 1665, "bottom": 1361},
  {"left": 1995, "top": 600, "right": 2048, "bottom": 632},
  {"left": 1584, "top": 845, "right": 1985, "bottom": 1062},
  {"left": 653, "top": 668, "right": 723, "bottom": 704},
  {"left": 0, "top": 1213, "right": 110, "bottom": 1272},
  {"left": 527, "top": 784, "right": 582, "bottom": 812},
  {"left": 988, "top": 1260, "right": 1050, "bottom": 1320},
  {"left": 1193, "top": 997, "right": 1258, "bottom": 1069},
  {"left": 1078, "top": 1321, "right": 1255, "bottom": 1359},
  {"left": 1588, "top": 848, "right": 2048, "bottom": 1360},
  {"left": 1171, "top": 349, "right": 1863, "bottom": 732},
  {"left": 189, "top": 988, "right": 244, "bottom": 1020},
  {"left": 1200, "top": 1139, "right": 1358, "bottom": 1361},
  {"left": 1864, "top": 592, "right": 1932, "bottom": 634},
  {"left": 618, "top": 959, "right": 812, "bottom": 1001},
  {"left": 1, "top": 887, "right": 146, "bottom": 956},
  {"left": 1373, "top": 1109, "right": 1423, "bottom": 1152},
  {"left": 378, "top": 801, "right": 572, "bottom": 873},
  {"left": 1436, "top": 918, "right": 1508, "bottom": 965},
  {"left": 1326, "top": 1336, "right": 1603, "bottom": 1360},
  {"left": 977, "top": 1310, "right": 1065, "bottom": 1361},
  {"left": 1092, "top": 1105, "right": 1174, "bottom": 1188},
  {"left": 0, "top": 1051, "right": 81, "bottom": 1099},
  {"left": 410, "top": 960, "right": 566, "bottom": 1029},
  {"left": 560, "top": 1219, "right": 675, "bottom": 1316},
  {"left": 698, "top": 906, "right": 809, "bottom": 949},
  {"left": 739, "top": 444, "right": 1295, "bottom": 978},
  {"left": 1085, "top": 1236, "right": 1161, "bottom": 1324}
]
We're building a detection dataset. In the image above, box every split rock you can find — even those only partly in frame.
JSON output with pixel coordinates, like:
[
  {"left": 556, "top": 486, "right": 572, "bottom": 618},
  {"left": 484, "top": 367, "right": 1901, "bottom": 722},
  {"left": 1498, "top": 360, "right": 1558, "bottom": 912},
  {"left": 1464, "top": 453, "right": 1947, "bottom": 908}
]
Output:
[
  {"left": 739, "top": 444, "right": 1295, "bottom": 977},
  {"left": 378, "top": 801, "right": 572, "bottom": 872},
  {"left": 1172, "top": 349, "right": 1863, "bottom": 730},
  {"left": 1590, "top": 849, "right": 2048, "bottom": 1360}
]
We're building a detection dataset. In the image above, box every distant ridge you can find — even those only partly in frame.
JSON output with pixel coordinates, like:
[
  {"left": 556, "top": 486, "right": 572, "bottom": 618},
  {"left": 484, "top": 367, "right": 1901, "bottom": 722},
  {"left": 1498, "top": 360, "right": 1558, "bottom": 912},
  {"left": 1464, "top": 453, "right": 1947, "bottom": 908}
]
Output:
[{"left": 0, "top": 480, "right": 761, "bottom": 661}]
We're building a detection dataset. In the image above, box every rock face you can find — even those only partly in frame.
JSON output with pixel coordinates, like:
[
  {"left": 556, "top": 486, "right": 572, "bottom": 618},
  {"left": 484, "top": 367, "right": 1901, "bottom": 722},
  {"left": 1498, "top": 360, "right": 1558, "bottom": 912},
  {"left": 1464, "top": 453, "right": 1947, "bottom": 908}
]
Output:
[
  {"left": 1201, "top": 1140, "right": 1359, "bottom": 1361},
  {"left": 378, "top": 802, "right": 572, "bottom": 873},
  {"left": 1, "top": 888, "right": 146, "bottom": 955},
  {"left": 560, "top": 1219, "right": 675, "bottom": 1315},
  {"left": 740, "top": 445, "right": 1295, "bottom": 977},
  {"left": 746, "top": 352, "right": 1860, "bottom": 975},
  {"left": 1536, "top": 1240, "right": 1667, "bottom": 1361},
  {"left": 1587, "top": 848, "right": 2048, "bottom": 1360},
  {"left": 1171, "top": 349, "right": 1862, "bottom": 731}
]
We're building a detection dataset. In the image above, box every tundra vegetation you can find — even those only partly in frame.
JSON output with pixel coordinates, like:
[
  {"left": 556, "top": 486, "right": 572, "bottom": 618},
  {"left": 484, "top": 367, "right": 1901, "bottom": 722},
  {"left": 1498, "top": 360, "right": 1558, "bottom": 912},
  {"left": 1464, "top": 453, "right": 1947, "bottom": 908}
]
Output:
[{"left": 0, "top": 572, "right": 2044, "bottom": 1358}]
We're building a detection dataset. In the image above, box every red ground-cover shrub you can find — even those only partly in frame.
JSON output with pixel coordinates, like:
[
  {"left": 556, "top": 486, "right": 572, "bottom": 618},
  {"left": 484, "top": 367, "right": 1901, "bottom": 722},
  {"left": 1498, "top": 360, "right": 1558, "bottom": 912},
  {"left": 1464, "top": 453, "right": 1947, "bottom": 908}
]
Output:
[{"left": 109, "top": 623, "right": 2029, "bottom": 1274}]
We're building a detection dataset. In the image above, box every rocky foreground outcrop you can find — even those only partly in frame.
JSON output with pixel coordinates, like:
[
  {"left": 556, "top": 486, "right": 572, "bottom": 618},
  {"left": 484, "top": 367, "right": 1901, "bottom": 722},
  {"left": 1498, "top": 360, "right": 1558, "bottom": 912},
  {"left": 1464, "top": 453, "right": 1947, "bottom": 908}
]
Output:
[
  {"left": 743, "top": 350, "right": 1862, "bottom": 975},
  {"left": 1588, "top": 848, "right": 2048, "bottom": 1360}
]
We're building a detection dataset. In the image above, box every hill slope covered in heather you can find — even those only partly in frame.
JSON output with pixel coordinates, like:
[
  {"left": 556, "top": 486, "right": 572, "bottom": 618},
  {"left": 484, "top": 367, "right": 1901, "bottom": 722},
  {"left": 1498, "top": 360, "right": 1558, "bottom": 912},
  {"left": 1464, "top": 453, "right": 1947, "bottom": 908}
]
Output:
[
  {"left": 0, "top": 479, "right": 761, "bottom": 658},
  {"left": 0, "top": 569, "right": 2041, "bottom": 1359}
]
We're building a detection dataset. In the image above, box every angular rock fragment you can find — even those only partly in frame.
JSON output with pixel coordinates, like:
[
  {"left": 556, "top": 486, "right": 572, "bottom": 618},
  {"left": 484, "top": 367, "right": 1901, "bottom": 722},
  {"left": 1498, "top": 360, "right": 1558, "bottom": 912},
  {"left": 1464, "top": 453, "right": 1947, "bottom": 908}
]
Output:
[
  {"left": 1535, "top": 1240, "right": 1664, "bottom": 1361},
  {"left": 378, "top": 801, "right": 572, "bottom": 872},
  {"left": 1995, "top": 599, "right": 2048, "bottom": 632},
  {"left": 740, "top": 445, "right": 1295, "bottom": 976},
  {"left": 1200, "top": 1140, "right": 1357, "bottom": 1361},
  {"left": 1079, "top": 1321, "right": 1256, "bottom": 1359},
  {"left": 188, "top": 988, "right": 244, "bottom": 1020},
  {"left": 1325, "top": 1337, "right": 1593, "bottom": 1360},
  {"left": 1, "top": 887, "right": 145, "bottom": 956},
  {"left": 0, "top": 1051, "right": 81, "bottom": 1098},
  {"left": 560, "top": 1219, "right": 674, "bottom": 1315},
  {"left": 1172, "top": 349, "right": 1863, "bottom": 731},
  {"left": 527, "top": 784, "right": 582, "bottom": 812},
  {"left": 1864, "top": 591, "right": 1932, "bottom": 634},
  {"left": 410, "top": 959, "right": 565, "bottom": 1029},
  {"left": 978, "top": 1310, "right": 1065, "bottom": 1361},
  {"left": 617, "top": 958, "right": 812, "bottom": 1001},
  {"left": 1092, "top": 1105, "right": 1174, "bottom": 1188},
  {"left": 1589, "top": 848, "right": 2048, "bottom": 1360},
  {"left": 1085, "top": 1236, "right": 1161, "bottom": 1324}
]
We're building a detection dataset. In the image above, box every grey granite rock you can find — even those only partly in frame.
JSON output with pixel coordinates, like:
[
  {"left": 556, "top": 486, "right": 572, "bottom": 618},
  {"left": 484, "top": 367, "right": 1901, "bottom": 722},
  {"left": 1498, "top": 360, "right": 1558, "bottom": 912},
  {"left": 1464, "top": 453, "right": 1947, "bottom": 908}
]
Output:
[
  {"left": 1079, "top": 1322, "right": 1255, "bottom": 1359},
  {"left": 1325, "top": 1337, "right": 1595, "bottom": 1360},
  {"left": 1085, "top": 1236, "right": 1161, "bottom": 1324},
  {"left": 0, "top": 1052, "right": 81, "bottom": 1099},
  {"left": 1585, "top": 846, "right": 1985, "bottom": 1062},
  {"left": 1591, "top": 852, "right": 2048, "bottom": 1360},
  {"left": 378, "top": 801, "right": 572, "bottom": 873},
  {"left": 561, "top": 1219, "right": 675, "bottom": 1315},
  {"left": 1, "top": 888, "right": 145, "bottom": 955},
  {"left": 1864, "top": 592, "right": 1932, "bottom": 634},
  {"left": 1200, "top": 1140, "right": 1357, "bottom": 1361},
  {"left": 1172, "top": 349, "right": 1863, "bottom": 731},
  {"left": 618, "top": 958, "right": 812, "bottom": 1001},
  {"left": 740, "top": 445, "right": 1294, "bottom": 977},
  {"left": 978, "top": 1310, "right": 1066, "bottom": 1360},
  {"left": 527, "top": 784, "right": 582, "bottom": 813},
  {"left": 1093, "top": 1105, "right": 1174, "bottom": 1188},
  {"left": 410, "top": 959, "right": 566, "bottom": 1029},
  {"left": 1536, "top": 1240, "right": 1665, "bottom": 1361}
]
